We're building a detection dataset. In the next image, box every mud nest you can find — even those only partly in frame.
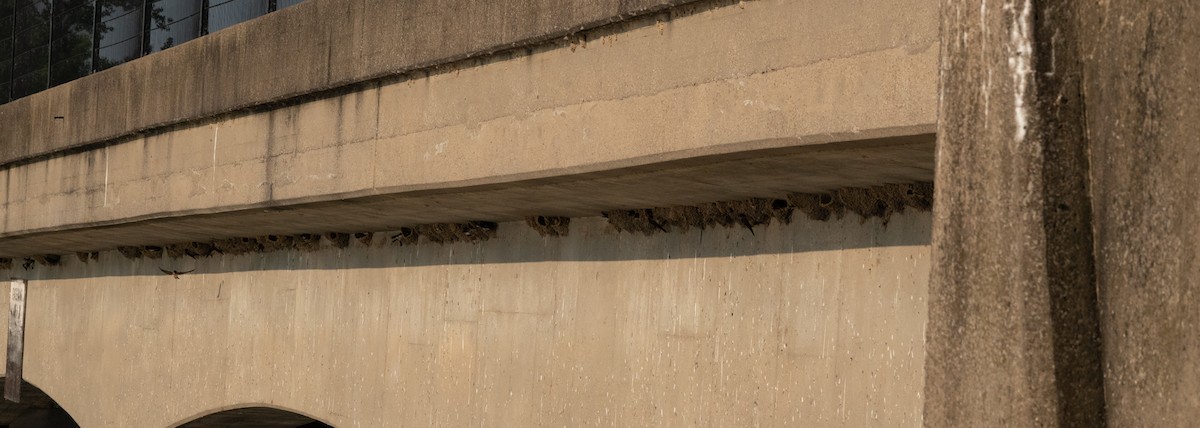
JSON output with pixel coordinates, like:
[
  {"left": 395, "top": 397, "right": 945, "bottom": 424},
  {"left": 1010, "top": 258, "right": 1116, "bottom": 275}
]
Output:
[
  {"left": 390, "top": 227, "right": 420, "bottom": 246},
  {"left": 354, "top": 232, "right": 374, "bottom": 246},
  {"left": 117, "top": 246, "right": 143, "bottom": 259},
  {"left": 75, "top": 251, "right": 100, "bottom": 263},
  {"left": 324, "top": 232, "right": 351, "bottom": 249},
  {"left": 141, "top": 246, "right": 164, "bottom": 259},
  {"left": 601, "top": 209, "right": 667, "bottom": 236},
  {"left": 652, "top": 206, "right": 705, "bottom": 233},
  {"left": 416, "top": 221, "right": 499, "bottom": 244},
  {"left": 212, "top": 237, "right": 263, "bottom": 256},
  {"left": 257, "top": 235, "right": 294, "bottom": 252},
  {"left": 165, "top": 242, "right": 217, "bottom": 259},
  {"left": 832, "top": 182, "right": 935, "bottom": 224},
  {"left": 294, "top": 234, "right": 322, "bottom": 252},
  {"left": 525, "top": 216, "right": 570, "bottom": 237},
  {"left": 187, "top": 242, "right": 218, "bottom": 258},
  {"left": 606, "top": 197, "right": 790, "bottom": 235},
  {"left": 32, "top": 254, "right": 61, "bottom": 267},
  {"left": 788, "top": 193, "right": 840, "bottom": 221},
  {"left": 0, "top": 258, "right": 10, "bottom": 270},
  {"left": 603, "top": 182, "right": 934, "bottom": 235},
  {"left": 698, "top": 198, "right": 777, "bottom": 231}
]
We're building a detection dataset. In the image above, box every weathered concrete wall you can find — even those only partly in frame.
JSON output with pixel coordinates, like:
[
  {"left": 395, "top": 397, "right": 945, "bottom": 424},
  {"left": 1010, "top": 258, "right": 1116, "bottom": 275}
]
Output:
[
  {"left": 0, "top": 0, "right": 938, "bottom": 256},
  {"left": 1077, "top": 1, "right": 1200, "bottom": 425},
  {"left": 928, "top": 0, "right": 1200, "bottom": 426},
  {"left": 0, "top": 0, "right": 939, "bottom": 167},
  {"left": 1, "top": 214, "right": 930, "bottom": 427},
  {"left": 0, "top": 0, "right": 702, "bottom": 164},
  {"left": 926, "top": 1, "right": 1104, "bottom": 425}
]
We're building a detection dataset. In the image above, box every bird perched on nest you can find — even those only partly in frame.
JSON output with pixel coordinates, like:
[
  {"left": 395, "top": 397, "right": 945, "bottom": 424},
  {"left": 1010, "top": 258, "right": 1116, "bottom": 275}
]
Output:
[{"left": 160, "top": 268, "right": 195, "bottom": 279}]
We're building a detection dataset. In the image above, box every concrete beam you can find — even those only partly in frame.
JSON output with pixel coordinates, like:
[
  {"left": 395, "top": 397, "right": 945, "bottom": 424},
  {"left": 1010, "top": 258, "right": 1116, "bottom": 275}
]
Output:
[
  {"left": 0, "top": 136, "right": 932, "bottom": 257},
  {"left": 0, "top": 0, "right": 938, "bottom": 257}
]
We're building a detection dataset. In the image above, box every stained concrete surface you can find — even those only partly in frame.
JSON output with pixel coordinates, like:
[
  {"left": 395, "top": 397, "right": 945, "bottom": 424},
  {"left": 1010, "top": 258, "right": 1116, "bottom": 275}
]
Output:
[
  {"left": 1076, "top": 1, "right": 1200, "bottom": 425},
  {"left": 928, "top": 0, "right": 1200, "bottom": 426},
  {"left": 0, "top": 135, "right": 934, "bottom": 258},
  {"left": 0, "top": 0, "right": 937, "bottom": 258},
  {"left": 0, "top": 213, "right": 930, "bottom": 427},
  {"left": 0, "top": 0, "right": 704, "bottom": 164}
]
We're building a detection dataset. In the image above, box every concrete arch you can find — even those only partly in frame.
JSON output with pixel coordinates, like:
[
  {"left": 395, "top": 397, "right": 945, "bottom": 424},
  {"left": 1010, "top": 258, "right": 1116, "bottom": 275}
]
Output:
[
  {"left": 170, "top": 403, "right": 334, "bottom": 428},
  {"left": 0, "top": 378, "right": 81, "bottom": 427}
]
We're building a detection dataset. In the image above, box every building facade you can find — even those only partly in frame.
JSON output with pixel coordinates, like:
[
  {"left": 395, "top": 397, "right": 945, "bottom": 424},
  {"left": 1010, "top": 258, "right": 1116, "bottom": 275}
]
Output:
[{"left": 0, "top": 0, "right": 1196, "bottom": 426}]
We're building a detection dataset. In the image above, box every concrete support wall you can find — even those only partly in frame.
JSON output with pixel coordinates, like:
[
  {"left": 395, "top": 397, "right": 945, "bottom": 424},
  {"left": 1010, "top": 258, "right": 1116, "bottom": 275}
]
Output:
[
  {"left": 1079, "top": 2, "right": 1200, "bottom": 425},
  {"left": 1, "top": 214, "right": 930, "bottom": 427},
  {"left": 0, "top": 0, "right": 938, "bottom": 257},
  {"left": 928, "top": 0, "right": 1200, "bottom": 426}
]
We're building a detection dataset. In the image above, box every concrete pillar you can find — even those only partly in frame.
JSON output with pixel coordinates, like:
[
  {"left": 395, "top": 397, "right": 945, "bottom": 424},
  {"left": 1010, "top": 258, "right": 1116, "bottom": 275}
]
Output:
[
  {"left": 1079, "top": 2, "right": 1200, "bottom": 425},
  {"left": 927, "top": 0, "right": 1200, "bottom": 426}
]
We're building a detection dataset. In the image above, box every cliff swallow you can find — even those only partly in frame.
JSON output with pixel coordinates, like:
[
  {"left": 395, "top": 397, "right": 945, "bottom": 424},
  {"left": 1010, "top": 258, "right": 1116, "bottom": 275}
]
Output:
[
  {"left": 160, "top": 268, "right": 195, "bottom": 279},
  {"left": 739, "top": 216, "right": 756, "bottom": 236}
]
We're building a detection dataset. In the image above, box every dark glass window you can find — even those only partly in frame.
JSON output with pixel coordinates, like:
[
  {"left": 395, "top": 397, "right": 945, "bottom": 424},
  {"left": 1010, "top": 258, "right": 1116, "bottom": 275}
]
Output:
[
  {"left": 12, "top": 1, "right": 51, "bottom": 57},
  {"left": 0, "top": 0, "right": 10, "bottom": 102},
  {"left": 0, "top": 0, "right": 12, "bottom": 22},
  {"left": 12, "top": 0, "right": 51, "bottom": 97},
  {"left": 206, "top": 0, "right": 266, "bottom": 33},
  {"left": 0, "top": 0, "right": 308, "bottom": 103},
  {"left": 11, "top": 40, "right": 46, "bottom": 79},
  {"left": 11, "top": 52, "right": 48, "bottom": 98},
  {"left": 0, "top": 13, "right": 13, "bottom": 38},
  {"left": 12, "top": 25, "right": 50, "bottom": 55},
  {"left": 146, "top": 0, "right": 201, "bottom": 53},
  {"left": 13, "top": 0, "right": 50, "bottom": 31},
  {"left": 95, "top": 0, "right": 142, "bottom": 70},
  {"left": 49, "top": 0, "right": 93, "bottom": 85},
  {"left": 98, "top": 1, "right": 141, "bottom": 43},
  {"left": 0, "top": 53, "right": 10, "bottom": 82},
  {"left": 53, "top": 0, "right": 87, "bottom": 10},
  {"left": 275, "top": 0, "right": 304, "bottom": 9},
  {"left": 50, "top": 52, "right": 88, "bottom": 84},
  {"left": 0, "top": 41, "right": 10, "bottom": 84},
  {"left": 0, "top": 59, "right": 10, "bottom": 103}
]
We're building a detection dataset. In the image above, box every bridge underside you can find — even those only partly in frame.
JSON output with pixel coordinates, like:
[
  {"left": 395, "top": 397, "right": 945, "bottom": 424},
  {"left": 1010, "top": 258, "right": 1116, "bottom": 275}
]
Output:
[
  {"left": 0, "top": 0, "right": 935, "bottom": 260},
  {"left": 0, "top": 134, "right": 931, "bottom": 257}
]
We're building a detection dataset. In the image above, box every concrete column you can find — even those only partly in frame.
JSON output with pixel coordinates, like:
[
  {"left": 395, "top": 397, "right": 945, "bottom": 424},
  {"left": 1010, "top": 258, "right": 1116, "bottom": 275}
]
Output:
[
  {"left": 928, "top": 0, "right": 1200, "bottom": 426},
  {"left": 1078, "top": 2, "right": 1200, "bottom": 425},
  {"left": 926, "top": 0, "right": 1105, "bottom": 426}
]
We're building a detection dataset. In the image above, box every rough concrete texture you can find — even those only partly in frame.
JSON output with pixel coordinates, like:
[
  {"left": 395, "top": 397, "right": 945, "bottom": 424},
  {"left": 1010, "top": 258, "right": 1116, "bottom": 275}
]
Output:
[
  {"left": 1075, "top": 1, "right": 1200, "bottom": 425},
  {"left": 930, "top": 0, "right": 1200, "bottom": 426},
  {"left": 0, "top": 0, "right": 707, "bottom": 165},
  {"left": 0, "top": 136, "right": 934, "bottom": 258},
  {"left": 0, "top": 0, "right": 937, "bottom": 256},
  {"left": 927, "top": 0, "right": 1104, "bottom": 426},
  {"left": 0, "top": 214, "right": 931, "bottom": 427}
]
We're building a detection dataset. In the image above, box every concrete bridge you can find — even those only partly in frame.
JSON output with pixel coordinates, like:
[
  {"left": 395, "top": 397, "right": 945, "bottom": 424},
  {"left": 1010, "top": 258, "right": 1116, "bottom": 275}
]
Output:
[{"left": 0, "top": 0, "right": 1196, "bottom": 426}]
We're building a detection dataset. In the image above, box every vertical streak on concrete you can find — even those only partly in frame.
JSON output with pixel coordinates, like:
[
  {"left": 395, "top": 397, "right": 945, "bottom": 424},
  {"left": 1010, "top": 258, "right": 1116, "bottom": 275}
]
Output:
[
  {"left": 5, "top": 279, "right": 26, "bottom": 403},
  {"left": 927, "top": 0, "right": 1105, "bottom": 426},
  {"left": 1074, "top": 1, "right": 1200, "bottom": 425},
  {"left": 1031, "top": 3, "right": 1107, "bottom": 426}
]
